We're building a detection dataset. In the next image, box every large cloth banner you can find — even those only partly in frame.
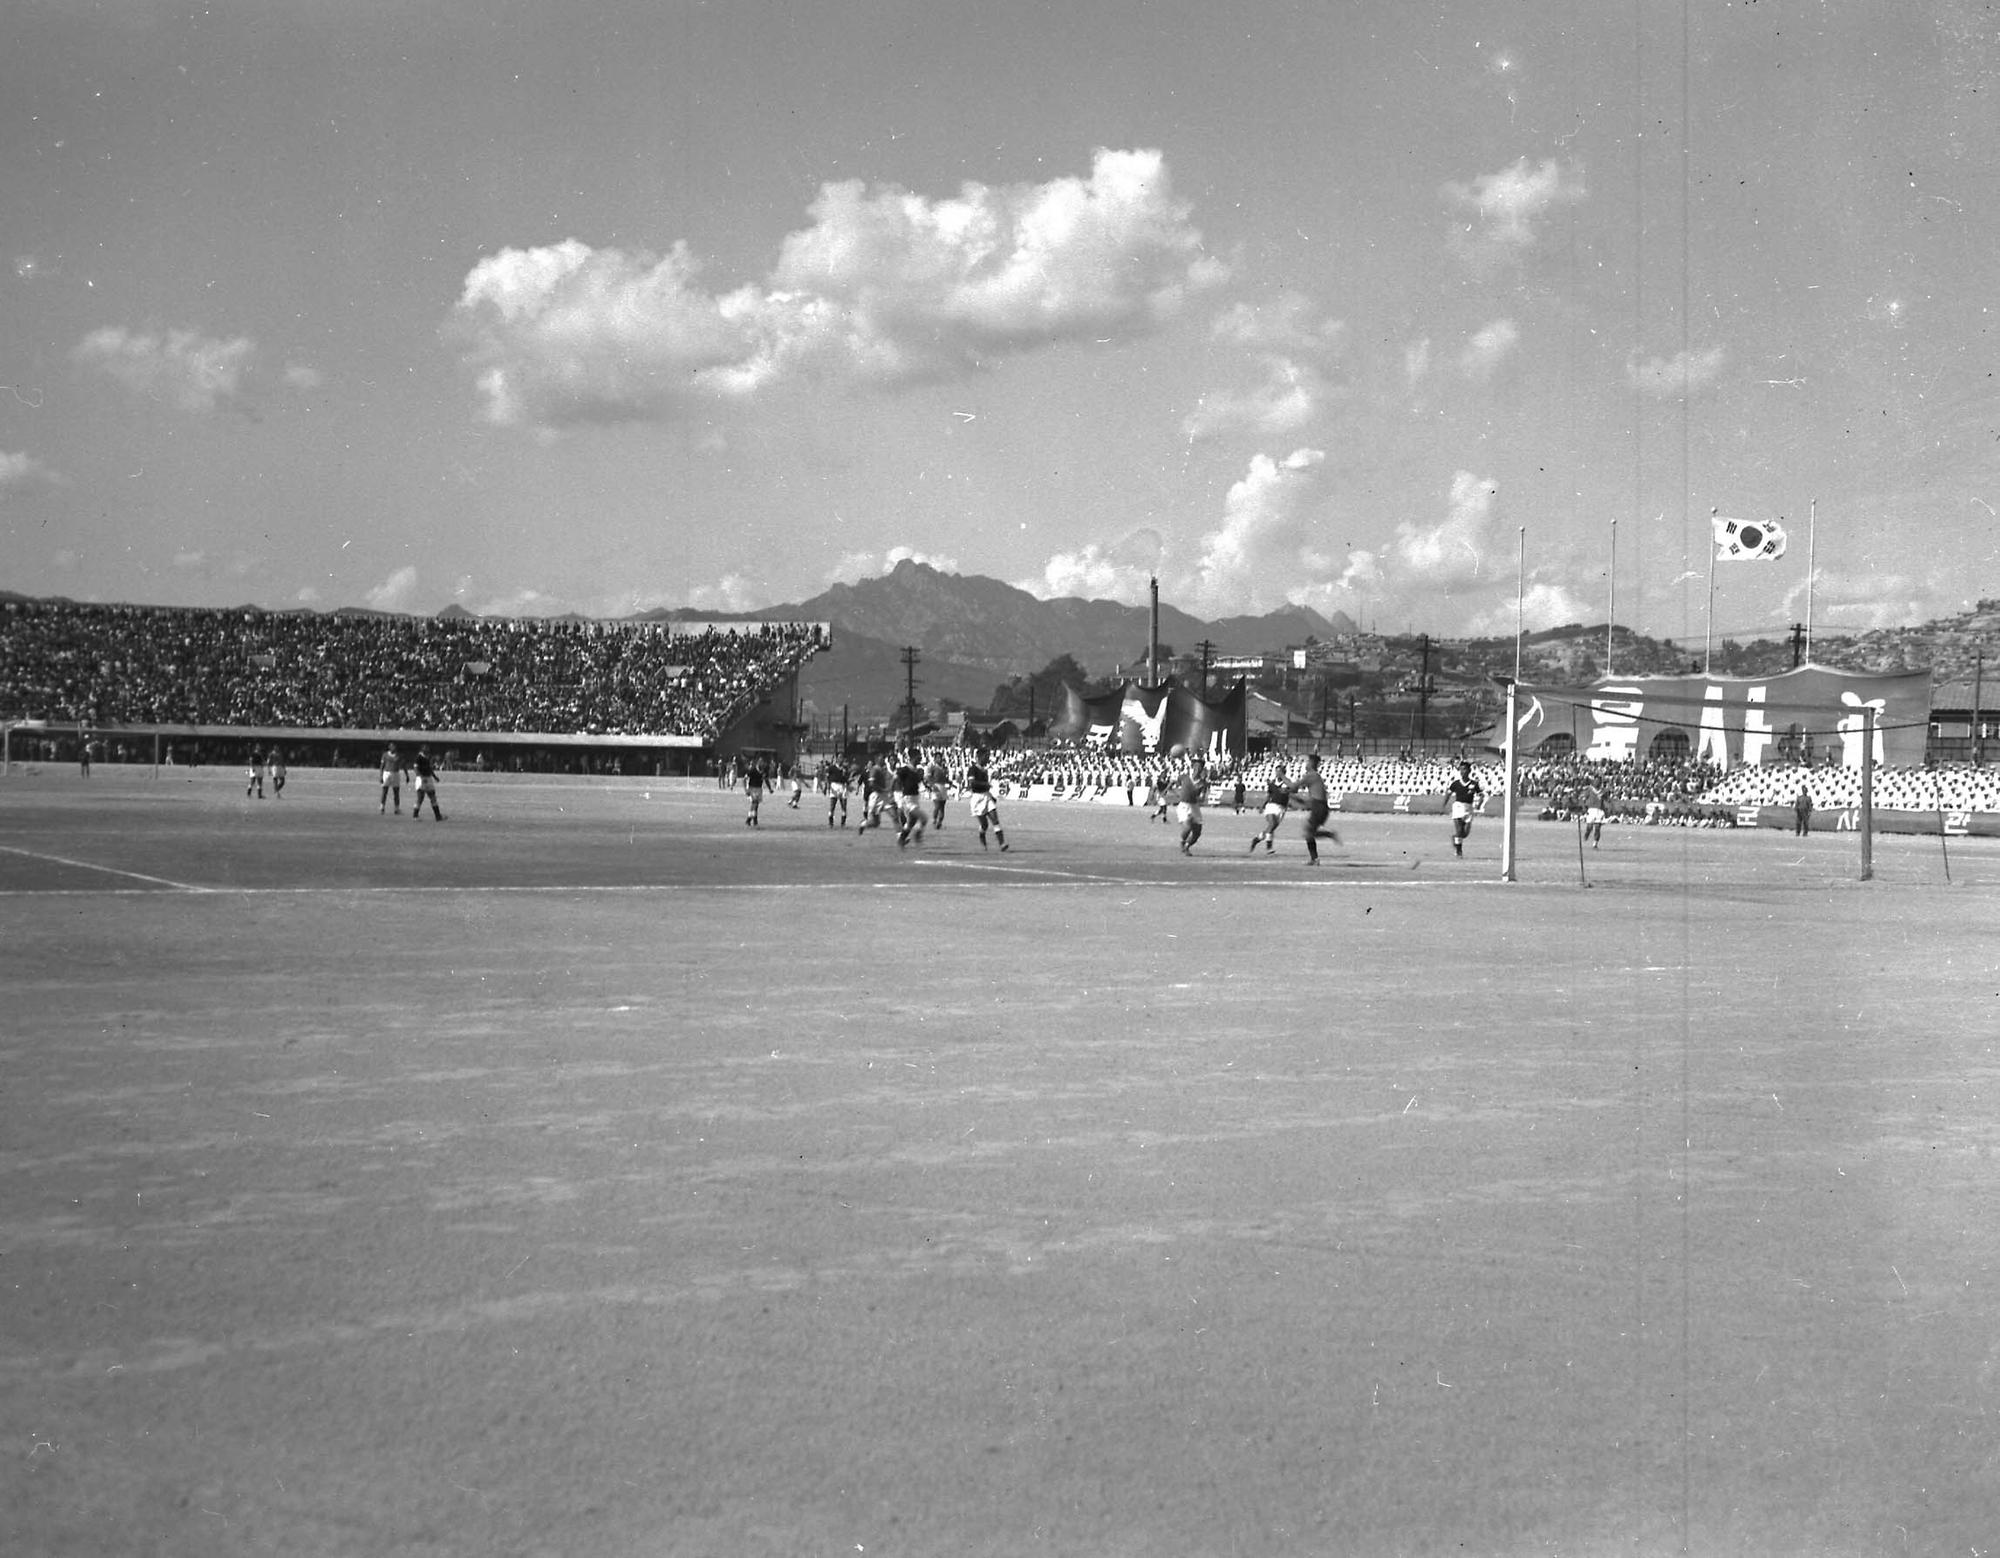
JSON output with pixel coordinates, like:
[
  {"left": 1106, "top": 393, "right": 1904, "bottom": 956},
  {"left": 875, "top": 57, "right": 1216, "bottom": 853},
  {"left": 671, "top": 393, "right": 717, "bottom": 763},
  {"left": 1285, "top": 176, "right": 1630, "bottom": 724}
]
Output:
[
  {"left": 1053, "top": 679, "right": 1248, "bottom": 758},
  {"left": 1507, "top": 666, "right": 1931, "bottom": 770}
]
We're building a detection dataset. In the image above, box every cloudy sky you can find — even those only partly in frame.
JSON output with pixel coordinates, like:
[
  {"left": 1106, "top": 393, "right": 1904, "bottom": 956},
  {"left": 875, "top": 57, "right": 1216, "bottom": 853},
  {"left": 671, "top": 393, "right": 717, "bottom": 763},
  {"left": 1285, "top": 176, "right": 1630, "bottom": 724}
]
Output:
[{"left": 5, "top": 0, "right": 1995, "bottom": 639}]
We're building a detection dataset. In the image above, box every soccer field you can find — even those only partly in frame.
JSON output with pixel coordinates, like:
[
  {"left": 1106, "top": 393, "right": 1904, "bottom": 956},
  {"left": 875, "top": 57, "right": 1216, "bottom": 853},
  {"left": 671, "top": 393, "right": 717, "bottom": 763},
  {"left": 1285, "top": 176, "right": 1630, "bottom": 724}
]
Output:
[{"left": 3, "top": 770, "right": 1996, "bottom": 1556}]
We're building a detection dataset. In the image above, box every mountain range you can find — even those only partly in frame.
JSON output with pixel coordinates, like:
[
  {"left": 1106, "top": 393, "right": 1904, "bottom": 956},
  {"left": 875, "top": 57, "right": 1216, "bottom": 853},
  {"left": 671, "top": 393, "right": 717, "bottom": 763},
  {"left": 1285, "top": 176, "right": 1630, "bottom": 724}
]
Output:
[{"left": 641, "top": 559, "right": 1359, "bottom": 719}]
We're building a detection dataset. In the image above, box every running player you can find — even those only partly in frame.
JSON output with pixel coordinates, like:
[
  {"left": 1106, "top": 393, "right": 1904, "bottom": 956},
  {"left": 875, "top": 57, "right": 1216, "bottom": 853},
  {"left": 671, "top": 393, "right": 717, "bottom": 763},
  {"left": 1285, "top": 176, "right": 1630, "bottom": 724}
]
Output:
[
  {"left": 964, "top": 752, "right": 1009, "bottom": 851},
  {"left": 1252, "top": 762, "right": 1290, "bottom": 854},
  {"left": 743, "top": 759, "right": 767, "bottom": 827},
  {"left": 892, "top": 751, "right": 927, "bottom": 847},
  {"left": 823, "top": 756, "right": 850, "bottom": 828},
  {"left": 1446, "top": 760, "right": 1484, "bottom": 857},
  {"left": 1296, "top": 753, "right": 1339, "bottom": 865},
  {"left": 1175, "top": 755, "right": 1207, "bottom": 854},
  {"left": 863, "top": 755, "right": 892, "bottom": 830}
]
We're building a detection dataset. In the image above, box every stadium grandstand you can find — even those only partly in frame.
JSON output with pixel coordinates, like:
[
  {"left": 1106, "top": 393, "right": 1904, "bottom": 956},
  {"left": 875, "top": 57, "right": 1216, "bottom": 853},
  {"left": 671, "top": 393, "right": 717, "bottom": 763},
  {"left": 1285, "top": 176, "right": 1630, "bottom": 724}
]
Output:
[{"left": 0, "top": 597, "right": 827, "bottom": 775}]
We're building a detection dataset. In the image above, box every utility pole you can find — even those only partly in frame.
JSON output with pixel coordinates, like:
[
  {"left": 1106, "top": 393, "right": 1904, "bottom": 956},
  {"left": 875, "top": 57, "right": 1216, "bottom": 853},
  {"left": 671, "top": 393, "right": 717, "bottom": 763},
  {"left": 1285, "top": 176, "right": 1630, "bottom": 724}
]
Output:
[
  {"left": 1788, "top": 621, "right": 1808, "bottom": 668},
  {"left": 900, "top": 646, "right": 921, "bottom": 746},
  {"left": 1195, "top": 639, "right": 1216, "bottom": 700},
  {"left": 1975, "top": 647, "right": 1986, "bottom": 768},
  {"left": 1414, "top": 633, "right": 1434, "bottom": 752}
]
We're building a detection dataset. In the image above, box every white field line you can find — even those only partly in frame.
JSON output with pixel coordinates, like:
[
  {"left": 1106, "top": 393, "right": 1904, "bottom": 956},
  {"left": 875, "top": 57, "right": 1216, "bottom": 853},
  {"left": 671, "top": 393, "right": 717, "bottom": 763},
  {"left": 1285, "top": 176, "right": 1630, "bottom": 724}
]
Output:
[
  {"left": 0, "top": 843, "right": 206, "bottom": 891},
  {"left": 0, "top": 873, "right": 1493, "bottom": 898}
]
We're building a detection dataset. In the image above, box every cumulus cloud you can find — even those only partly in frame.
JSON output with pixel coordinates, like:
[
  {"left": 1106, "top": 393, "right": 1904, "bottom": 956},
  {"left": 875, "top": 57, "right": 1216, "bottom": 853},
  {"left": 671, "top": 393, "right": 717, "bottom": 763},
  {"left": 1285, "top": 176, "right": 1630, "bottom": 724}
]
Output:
[
  {"left": 73, "top": 326, "right": 256, "bottom": 413},
  {"left": 0, "top": 450, "right": 65, "bottom": 495},
  {"left": 1185, "top": 293, "right": 1345, "bottom": 442},
  {"left": 1179, "top": 448, "right": 1327, "bottom": 617},
  {"left": 685, "top": 573, "right": 766, "bottom": 613},
  {"left": 1781, "top": 568, "right": 1938, "bottom": 632},
  {"left": 1464, "top": 579, "right": 1594, "bottom": 636},
  {"left": 1443, "top": 156, "right": 1586, "bottom": 264},
  {"left": 1209, "top": 293, "right": 1341, "bottom": 353},
  {"left": 1394, "top": 470, "right": 1502, "bottom": 589},
  {"left": 366, "top": 565, "right": 420, "bottom": 612},
  {"left": 1183, "top": 356, "right": 1331, "bottom": 441},
  {"left": 1626, "top": 345, "right": 1727, "bottom": 396},
  {"left": 1019, "top": 528, "right": 1164, "bottom": 604},
  {"left": 453, "top": 148, "right": 1226, "bottom": 430},
  {"left": 1459, "top": 318, "right": 1520, "bottom": 381},
  {"left": 826, "top": 544, "right": 961, "bottom": 585}
]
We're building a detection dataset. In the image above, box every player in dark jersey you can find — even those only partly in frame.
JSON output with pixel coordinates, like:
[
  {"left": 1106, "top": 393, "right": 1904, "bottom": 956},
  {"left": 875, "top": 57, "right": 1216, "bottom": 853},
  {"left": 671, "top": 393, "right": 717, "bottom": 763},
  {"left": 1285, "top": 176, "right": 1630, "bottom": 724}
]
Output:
[
  {"left": 1296, "top": 753, "right": 1338, "bottom": 865},
  {"left": 823, "top": 757, "right": 850, "bottom": 828},
  {"left": 743, "top": 759, "right": 767, "bottom": 826},
  {"left": 964, "top": 754, "right": 1009, "bottom": 851},
  {"left": 1445, "top": 760, "right": 1484, "bottom": 857},
  {"left": 863, "top": 757, "right": 892, "bottom": 830},
  {"left": 1252, "top": 762, "right": 1290, "bottom": 854},
  {"left": 411, "top": 748, "right": 446, "bottom": 821},
  {"left": 1175, "top": 756, "right": 1207, "bottom": 854},
  {"left": 892, "top": 752, "right": 927, "bottom": 847}
]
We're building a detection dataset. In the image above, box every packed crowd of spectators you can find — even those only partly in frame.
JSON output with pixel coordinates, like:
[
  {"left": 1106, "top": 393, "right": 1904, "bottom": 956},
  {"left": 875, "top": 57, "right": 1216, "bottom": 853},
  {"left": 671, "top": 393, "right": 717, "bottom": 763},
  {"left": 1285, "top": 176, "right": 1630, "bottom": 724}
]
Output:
[
  {"left": 0, "top": 599, "right": 825, "bottom": 739},
  {"left": 1701, "top": 760, "right": 2000, "bottom": 815}
]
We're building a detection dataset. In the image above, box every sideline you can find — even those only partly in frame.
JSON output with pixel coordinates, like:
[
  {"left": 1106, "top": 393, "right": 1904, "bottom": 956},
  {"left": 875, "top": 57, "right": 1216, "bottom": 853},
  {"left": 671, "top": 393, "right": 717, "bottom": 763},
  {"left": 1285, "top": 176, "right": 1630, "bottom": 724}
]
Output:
[
  {"left": 0, "top": 874, "right": 1490, "bottom": 898},
  {"left": 0, "top": 843, "right": 206, "bottom": 892}
]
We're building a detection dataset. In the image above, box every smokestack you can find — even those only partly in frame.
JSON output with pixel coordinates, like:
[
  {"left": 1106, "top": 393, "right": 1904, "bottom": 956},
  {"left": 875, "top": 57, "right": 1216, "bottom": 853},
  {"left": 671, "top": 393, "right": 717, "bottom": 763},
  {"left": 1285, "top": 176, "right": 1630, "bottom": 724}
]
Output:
[{"left": 1149, "top": 576, "right": 1159, "bottom": 687}]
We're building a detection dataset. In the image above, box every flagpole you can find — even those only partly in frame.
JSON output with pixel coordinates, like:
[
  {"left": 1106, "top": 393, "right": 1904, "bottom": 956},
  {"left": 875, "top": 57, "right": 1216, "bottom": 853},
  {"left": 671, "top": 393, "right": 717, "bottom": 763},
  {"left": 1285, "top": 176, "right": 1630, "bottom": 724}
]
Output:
[
  {"left": 1705, "top": 506, "right": 1718, "bottom": 676},
  {"left": 1514, "top": 526, "right": 1526, "bottom": 685},
  {"left": 1606, "top": 519, "right": 1616, "bottom": 676},
  {"left": 1804, "top": 498, "right": 1816, "bottom": 662}
]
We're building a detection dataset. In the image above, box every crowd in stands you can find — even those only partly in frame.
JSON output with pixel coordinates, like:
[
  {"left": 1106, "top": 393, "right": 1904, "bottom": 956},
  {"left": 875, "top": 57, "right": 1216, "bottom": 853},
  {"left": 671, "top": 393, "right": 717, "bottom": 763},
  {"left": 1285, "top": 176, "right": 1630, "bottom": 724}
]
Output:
[
  {"left": 1701, "top": 760, "right": 2000, "bottom": 815},
  {"left": 952, "top": 740, "right": 2000, "bottom": 818},
  {"left": 0, "top": 599, "right": 824, "bottom": 739}
]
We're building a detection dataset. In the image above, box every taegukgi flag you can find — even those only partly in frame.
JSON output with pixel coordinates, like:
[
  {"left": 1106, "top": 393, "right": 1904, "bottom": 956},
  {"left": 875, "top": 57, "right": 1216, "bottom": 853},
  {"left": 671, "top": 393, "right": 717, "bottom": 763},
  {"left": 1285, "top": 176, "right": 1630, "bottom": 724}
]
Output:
[{"left": 1711, "top": 513, "right": 1787, "bottom": 561}]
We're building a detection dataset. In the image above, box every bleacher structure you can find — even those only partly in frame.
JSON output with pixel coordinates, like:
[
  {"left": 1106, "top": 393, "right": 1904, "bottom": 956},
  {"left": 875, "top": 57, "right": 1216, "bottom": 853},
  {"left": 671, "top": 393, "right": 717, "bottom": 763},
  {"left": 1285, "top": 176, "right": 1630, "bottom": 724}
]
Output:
[{"left": 0, "top": 598, "right": 829, "bottom": 775}]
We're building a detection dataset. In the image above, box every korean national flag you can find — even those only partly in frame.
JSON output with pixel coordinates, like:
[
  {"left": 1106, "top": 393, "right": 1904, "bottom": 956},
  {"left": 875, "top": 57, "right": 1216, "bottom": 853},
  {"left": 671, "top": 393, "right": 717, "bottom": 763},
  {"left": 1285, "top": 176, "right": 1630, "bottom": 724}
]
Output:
[{"left": 1711, "top": 513, "right": 1787, "bottom": 562}]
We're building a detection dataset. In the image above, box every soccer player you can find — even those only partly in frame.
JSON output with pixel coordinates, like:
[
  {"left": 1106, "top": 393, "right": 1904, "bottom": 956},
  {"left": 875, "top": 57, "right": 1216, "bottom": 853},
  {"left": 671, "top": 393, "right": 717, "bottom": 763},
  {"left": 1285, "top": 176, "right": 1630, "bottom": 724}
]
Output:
[
  {"left": 269, "top": 749, "right": 287, "bottom": 798},
  {"left": 1445, "top": 760, "right": 1483, "bottom": 857},
  {"left": 1296, "top": 753, "right": 1339, "bottom": 865},
  {"left": 787, "top": 764, "right": 804, "bottom": 809},
  {"left": 892, "top": 751, "right": 927, "bottom": 847},
  {"left": 380, "top": 744, "right": 406, "bottom": 814},
  {"left": 964, "top": 752, "right": 1009, "bottom": 851},
  {"left": 246, "top": 746, "right": 264, "bottom": 799},
  {"left": 824, "top": 756, "right": 850, "bottom": 828},
  {"left": 863, "top": 755, "right": 892, "bottom": 830},
  {"left": 925, "top": 752, "right": 951, "bottom": 830},
  {"left": 743, "top": 759, "right": 767, "bottom": 826},
  {"left": 1583, "top": 785, "right": 1607, "bottom": 848},
  {"left": 1175, "top": 756, "right": 1207, "bottom": 854},
  {"left": 1252, "top": 762, "right": 1290, "bottom": 854},
  {"left": 411, "top": 747, "right": 446, "bottom": 821}
]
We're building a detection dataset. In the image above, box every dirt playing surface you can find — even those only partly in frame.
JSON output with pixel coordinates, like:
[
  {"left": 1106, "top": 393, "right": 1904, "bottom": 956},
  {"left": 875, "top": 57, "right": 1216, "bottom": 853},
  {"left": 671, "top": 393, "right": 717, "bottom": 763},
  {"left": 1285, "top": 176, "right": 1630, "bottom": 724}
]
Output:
[{"left": 4, "top": 770, "right": 1996, "bottom": 1555}]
